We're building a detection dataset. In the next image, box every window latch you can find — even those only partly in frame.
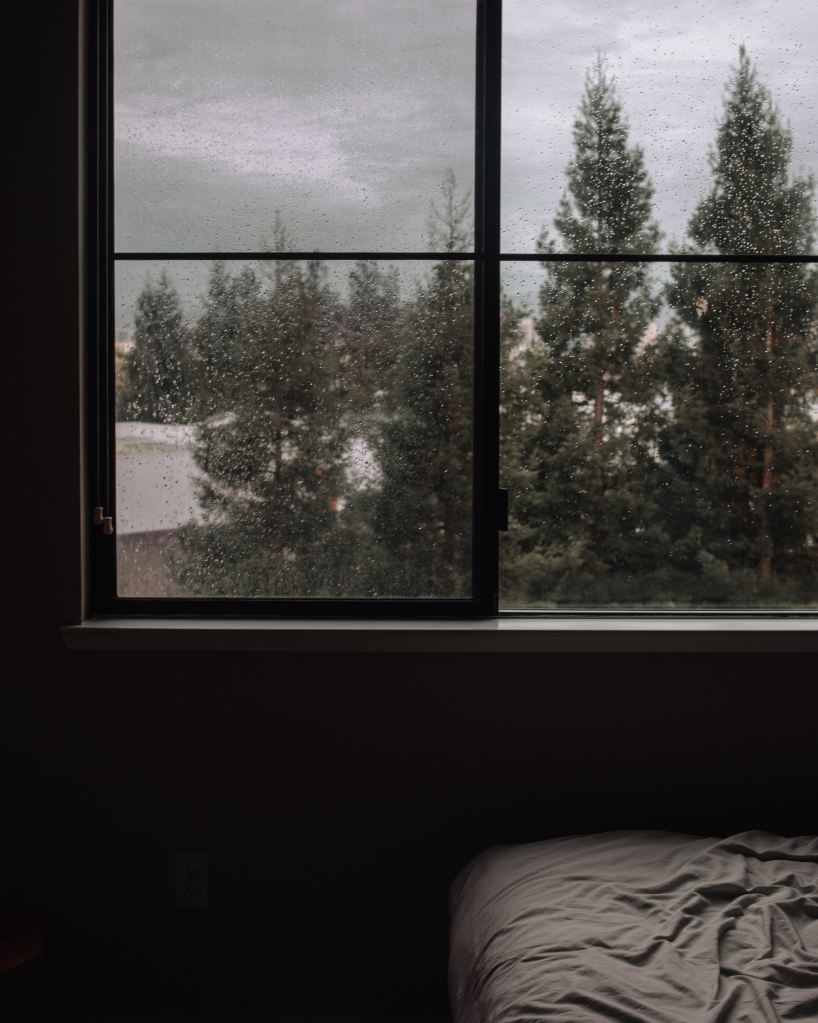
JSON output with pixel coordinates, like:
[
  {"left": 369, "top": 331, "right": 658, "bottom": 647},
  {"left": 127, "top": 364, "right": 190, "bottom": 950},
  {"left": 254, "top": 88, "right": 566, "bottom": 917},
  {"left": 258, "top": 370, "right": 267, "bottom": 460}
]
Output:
[
  {"left": 498, "top": 489, "right": 509, "bottom": 532},
  {"left": 93, "top": 505, "right": 114, "bottom": 535}
]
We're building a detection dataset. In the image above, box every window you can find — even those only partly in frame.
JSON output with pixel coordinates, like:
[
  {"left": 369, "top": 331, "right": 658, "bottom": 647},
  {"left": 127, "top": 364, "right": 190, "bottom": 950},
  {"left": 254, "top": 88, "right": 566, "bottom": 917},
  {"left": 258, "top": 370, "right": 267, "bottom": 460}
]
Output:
[{"left": 89, "top": 0, "right": 818, "bottom": 618}]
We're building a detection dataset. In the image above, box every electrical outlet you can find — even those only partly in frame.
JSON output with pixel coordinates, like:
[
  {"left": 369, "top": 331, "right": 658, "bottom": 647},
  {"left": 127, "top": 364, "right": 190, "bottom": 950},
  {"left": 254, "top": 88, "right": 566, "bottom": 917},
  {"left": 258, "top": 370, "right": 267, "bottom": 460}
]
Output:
[{"left": 175, "top": 853, "right": 208, "bottom": 909}]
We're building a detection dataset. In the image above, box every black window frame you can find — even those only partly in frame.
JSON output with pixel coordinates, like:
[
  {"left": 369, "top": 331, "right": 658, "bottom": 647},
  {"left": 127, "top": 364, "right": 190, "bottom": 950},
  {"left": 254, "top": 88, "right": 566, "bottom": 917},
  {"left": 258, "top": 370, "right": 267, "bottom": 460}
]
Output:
[
  {"left": 88, "top": 0, "right": 501, "bottom": 618},
  {"left": 87, "top": 0, "right": 818, "bottom": 621}
]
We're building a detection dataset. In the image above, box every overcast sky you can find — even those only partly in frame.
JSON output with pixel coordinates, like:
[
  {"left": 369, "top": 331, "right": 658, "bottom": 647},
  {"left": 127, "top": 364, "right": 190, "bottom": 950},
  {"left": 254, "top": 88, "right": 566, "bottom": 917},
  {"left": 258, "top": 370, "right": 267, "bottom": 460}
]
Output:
[{"left": 115, "top": 0, "right": 817, "bottom": 326}]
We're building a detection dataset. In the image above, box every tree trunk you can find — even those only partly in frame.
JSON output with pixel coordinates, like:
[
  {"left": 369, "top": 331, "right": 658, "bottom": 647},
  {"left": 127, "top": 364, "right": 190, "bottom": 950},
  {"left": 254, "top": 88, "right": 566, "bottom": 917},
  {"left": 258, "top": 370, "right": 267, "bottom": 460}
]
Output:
[
  {"left": 760, "top": 308, "right": 775, "bottom": 586},
  {"left": 593, "top": 379, "right": 604, "bottom": 447},
  {"left": 274, "top": 400, "right": 283, "bottom": 483},
  {"left": 760, "top": 396, "right": 775, "bottom": 586}
]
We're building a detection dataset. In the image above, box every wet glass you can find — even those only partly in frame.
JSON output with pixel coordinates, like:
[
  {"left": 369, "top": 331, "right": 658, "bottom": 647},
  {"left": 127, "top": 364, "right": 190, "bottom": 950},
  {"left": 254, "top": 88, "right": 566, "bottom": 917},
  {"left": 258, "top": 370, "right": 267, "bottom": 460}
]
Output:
[
  {"left": 500, "top": 260, "right": 818, "bottom": 609},
  {"left": 502, "top": 0, "right": 818, "bottom": 255},
  {"left": 115, "top": 259, "right": 474, "bottom": 598},
  {"left": 115, "top": 0, "right": 475, "bottom": 253}
]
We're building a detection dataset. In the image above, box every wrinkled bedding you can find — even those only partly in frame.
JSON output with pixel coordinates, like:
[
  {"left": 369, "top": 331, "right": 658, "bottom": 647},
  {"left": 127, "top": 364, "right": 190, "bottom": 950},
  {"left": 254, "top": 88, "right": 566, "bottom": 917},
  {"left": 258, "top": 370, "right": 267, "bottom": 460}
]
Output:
[{"left": 449, "top": 831, "right": 818, "bottom": 1023}]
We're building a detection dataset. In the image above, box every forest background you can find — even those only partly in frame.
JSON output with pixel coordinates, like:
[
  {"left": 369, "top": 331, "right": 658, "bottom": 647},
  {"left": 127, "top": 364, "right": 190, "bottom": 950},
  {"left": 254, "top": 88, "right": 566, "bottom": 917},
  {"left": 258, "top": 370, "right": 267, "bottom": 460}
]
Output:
[{"left": 118, "top": 49, "right": 818, "bottom": 607}]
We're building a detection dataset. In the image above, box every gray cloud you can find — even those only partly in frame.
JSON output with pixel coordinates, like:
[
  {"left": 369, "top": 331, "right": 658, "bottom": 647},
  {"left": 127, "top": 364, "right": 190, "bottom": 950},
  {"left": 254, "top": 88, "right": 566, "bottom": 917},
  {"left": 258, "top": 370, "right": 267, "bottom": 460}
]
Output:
[
  {"left": 115, "top": 0, "right": 475, "bottom": 254},
  {"left": 114, "top": 0, "right": 818, "bottom": 325},
  {"left": 502, "top": 0, "right": 818, "bottom": 252}
]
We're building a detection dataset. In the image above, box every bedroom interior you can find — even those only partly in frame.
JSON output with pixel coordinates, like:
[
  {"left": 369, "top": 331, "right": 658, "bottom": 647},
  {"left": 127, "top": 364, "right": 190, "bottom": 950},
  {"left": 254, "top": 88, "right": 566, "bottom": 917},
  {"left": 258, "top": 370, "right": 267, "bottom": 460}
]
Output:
[{"left": 4, "top": 1, "right": 817, "bottom": 1020}]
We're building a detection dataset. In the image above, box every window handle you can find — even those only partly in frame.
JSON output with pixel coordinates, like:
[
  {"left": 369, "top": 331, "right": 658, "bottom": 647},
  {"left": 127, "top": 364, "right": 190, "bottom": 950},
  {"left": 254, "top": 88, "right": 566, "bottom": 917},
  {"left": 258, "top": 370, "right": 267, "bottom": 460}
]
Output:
[{"left": 93, "top": 506, "right": 114, "bottom": 535}]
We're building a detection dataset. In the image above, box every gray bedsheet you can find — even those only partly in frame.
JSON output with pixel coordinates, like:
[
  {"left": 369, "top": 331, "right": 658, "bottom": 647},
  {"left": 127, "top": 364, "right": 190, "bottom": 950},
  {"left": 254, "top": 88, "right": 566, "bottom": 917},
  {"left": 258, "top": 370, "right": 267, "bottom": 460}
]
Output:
[{"left": 449, "top": 831, "right": 818, "bottom": 1023}]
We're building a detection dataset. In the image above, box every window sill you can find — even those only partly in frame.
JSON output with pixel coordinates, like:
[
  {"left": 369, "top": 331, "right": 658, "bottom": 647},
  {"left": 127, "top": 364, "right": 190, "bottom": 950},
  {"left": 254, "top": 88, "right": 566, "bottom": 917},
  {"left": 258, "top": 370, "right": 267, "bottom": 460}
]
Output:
[{"left": 61, "top": 616, "right": 818, "bottom": 653}]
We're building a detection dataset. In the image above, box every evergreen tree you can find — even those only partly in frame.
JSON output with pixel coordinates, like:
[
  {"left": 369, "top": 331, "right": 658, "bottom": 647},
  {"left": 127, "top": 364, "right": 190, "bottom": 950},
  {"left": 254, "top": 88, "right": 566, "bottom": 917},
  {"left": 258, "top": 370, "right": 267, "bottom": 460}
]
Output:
[
  {"left": 371, "top": 173, "right": 474, "bottom": 596},
  {"left": 190, "top": 260, "right": 262, "bottom": 417},
  {"left": 329, "top": 260, "right": 406, "bottom": 586},
  {"left": 337, "top": 260, "right": 402, "bottom": 414},
  {"left": 171, "top": 257, "right": 353, "bottom": 597},
  {"left": 119, "top": 270, "right": 194, "bottom": 423},
  {"left": 502, "top": 57, "right": 664, "bottom": 605},
  {"left": 664, "top": 47, "right": 818, "bottom": 599}
]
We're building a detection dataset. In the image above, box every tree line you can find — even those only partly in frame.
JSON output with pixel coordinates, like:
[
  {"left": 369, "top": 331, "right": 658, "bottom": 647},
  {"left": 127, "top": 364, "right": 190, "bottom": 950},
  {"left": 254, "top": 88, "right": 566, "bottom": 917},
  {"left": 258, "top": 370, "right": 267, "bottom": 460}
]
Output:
[
  {"left": 120, "top": 49, "right": 818, "bottom": 605},
  {"left": 120, "top": 200, "right": 476, "bottom": 598}
]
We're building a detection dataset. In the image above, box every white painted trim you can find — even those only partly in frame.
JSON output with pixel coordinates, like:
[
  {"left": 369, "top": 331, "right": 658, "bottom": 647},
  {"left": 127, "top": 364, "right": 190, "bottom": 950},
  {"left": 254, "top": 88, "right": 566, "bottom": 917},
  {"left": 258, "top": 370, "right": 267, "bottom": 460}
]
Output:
[{"left": 61, "top": 616, "right": 818, "bottom": 652}]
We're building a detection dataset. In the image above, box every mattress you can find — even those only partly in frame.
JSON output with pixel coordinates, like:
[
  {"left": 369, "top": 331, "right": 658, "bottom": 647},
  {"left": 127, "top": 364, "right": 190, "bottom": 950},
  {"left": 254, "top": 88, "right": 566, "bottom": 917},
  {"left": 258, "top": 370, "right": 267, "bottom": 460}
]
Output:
[{"left": 449, "top": 831, "right": 818, "bottom": 1023}]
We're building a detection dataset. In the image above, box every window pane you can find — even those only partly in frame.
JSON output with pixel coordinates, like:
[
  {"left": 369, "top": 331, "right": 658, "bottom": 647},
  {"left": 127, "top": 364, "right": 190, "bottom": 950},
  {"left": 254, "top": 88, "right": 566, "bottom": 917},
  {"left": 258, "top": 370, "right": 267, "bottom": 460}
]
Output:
[
  {"left": 502, "top": 0, "right": 818, "bottom": 256},
  {"left": 115, "top": 0, "right": 475, "bottom": 252},
  {"left": 114, "top": 259, "right": 474, "bottom": 598},
  {"left": 500, "top": 260, "right": 818, "bottom": 609}
]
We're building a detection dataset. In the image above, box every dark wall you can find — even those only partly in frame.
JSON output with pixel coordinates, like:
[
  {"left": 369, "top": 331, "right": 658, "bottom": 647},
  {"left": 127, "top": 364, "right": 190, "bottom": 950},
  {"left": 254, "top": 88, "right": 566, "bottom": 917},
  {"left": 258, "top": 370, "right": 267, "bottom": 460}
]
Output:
[{"left": 5, "top": 3, "right": 817, "bottom": 1016}]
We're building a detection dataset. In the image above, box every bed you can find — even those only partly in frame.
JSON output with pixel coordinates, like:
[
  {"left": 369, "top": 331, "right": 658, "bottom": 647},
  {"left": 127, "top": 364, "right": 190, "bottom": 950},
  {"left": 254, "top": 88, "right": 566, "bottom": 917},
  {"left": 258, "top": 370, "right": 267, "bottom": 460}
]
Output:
[{"left": 449, "top": 831, "right": 818, "bottom": 1022}]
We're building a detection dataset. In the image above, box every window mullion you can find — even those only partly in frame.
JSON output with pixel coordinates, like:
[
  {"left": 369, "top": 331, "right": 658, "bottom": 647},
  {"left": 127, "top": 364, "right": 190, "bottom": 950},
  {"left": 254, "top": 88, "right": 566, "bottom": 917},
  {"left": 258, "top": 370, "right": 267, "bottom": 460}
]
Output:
[{"left": 473, "top": 0, "right": 503, "bottom": 613}]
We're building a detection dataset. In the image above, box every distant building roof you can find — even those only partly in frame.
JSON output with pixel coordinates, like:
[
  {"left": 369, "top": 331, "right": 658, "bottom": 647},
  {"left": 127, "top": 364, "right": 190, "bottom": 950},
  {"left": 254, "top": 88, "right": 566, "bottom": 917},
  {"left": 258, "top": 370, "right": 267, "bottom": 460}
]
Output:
[{"left": 116, "top": 422, "right": 204, "bottom": 535}]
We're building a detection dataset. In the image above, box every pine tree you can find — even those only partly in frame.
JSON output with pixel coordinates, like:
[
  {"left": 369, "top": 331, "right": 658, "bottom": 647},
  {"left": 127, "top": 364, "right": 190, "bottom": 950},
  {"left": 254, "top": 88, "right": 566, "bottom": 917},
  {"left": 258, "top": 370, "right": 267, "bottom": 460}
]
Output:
[
  {"left": 328, "top": 260, "right": 406, "bottom": 588},
  {"left": 371, "top": 172, "right": 474, "bottom": 596},
  {"left": 119, "top": 270, "right": 194, "bottom": 423},
  {"left": 664, "top": 47, "right": 818, "bottom": 600},
  {"left": 170, "top": 257, "right": 354, "bottom": 597},
  {"left": 337, "top": 260, "right": 402, "bottom": 415},
  {"left": 190, "top": 260, "right": 261, "bottom": 417},
  {"left": 502, "top": 57, "right": 664, "bottom": 605}
]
